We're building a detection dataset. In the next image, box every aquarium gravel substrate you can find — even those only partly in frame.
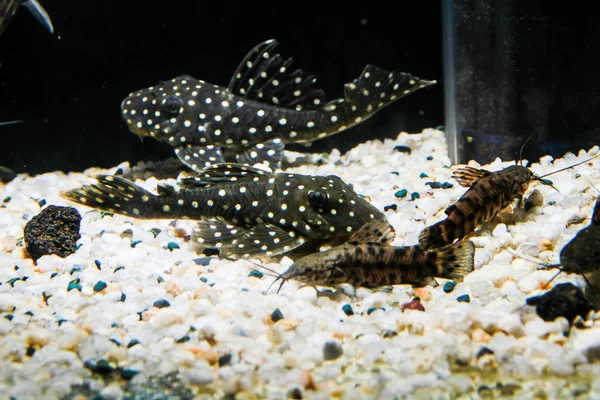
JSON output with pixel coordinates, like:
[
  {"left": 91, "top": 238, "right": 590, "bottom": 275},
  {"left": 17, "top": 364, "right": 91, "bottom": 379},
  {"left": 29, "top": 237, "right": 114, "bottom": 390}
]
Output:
[{"left": 1, "top": 129, "right": 600, "bottom": 399}]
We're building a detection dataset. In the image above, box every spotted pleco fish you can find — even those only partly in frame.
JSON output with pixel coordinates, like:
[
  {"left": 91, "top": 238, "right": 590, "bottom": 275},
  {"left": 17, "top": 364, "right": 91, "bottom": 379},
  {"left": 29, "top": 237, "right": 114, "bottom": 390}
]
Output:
[
  {"left": 121, "top": 39, "right": 436, "bottom": 171},
  {"left": 0, "top": 0, "right": 53, "bottom": 37},
  {"left": 268, "top": 218, "right": 474, "bottom": 292},
  {"left": 61, "top": 163, "right": 386, "bottom": 258}
]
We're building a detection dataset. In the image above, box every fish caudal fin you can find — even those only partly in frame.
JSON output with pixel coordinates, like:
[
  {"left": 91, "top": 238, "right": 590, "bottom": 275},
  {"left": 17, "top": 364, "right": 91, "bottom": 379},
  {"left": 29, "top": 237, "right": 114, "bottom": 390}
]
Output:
[
  {"left": 61, "top": 175, "right": 164, "bottom": 218},
  {"left": 338, "top": 65, "right": 436, "bottom": 122},
  {"left": 434, "top": 240, "right": 475, "bottom": 281}
]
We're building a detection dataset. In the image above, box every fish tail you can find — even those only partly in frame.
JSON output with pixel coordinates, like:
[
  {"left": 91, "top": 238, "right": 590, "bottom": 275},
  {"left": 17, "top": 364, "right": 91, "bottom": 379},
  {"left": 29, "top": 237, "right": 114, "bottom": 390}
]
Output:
[
  {"left": 61, "top": 175, "right": 165, "bottom": 218},
  {"left": 419, "top": 220, "right": 454, "bottom": 249},
  {"left": 339, "top": 65, "right": 435, "bottom": 121},
  {"left": 433, "top": 240, "right": 475, "bottom": 280}
]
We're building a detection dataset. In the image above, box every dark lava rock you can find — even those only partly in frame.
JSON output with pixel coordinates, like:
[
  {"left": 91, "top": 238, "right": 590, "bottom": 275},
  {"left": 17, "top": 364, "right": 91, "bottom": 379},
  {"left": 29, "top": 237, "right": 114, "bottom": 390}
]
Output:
[
  {"left": 526, "top": 282, "right": 594, "bottom": 323},
  {"left": 0, "top": 166, "right": 17, "bottom": 183},
  {"left": 24, "top": 205, "right": 81, "bottom": 261},
  {"left": 393, "top": 145, "right": 412, "bottom": 154}
]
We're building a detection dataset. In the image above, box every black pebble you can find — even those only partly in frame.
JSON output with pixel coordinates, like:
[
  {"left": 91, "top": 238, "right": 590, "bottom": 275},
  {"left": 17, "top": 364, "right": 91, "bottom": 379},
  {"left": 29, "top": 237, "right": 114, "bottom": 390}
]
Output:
[
  {"left": 476, "top": 346, "right": 495, "bottom": 358},
  {"left": 24, "top": 205, "right": 81, "bottom": 261},
  {"left": 323, "top": 340, "right": 343, "bottom": 360},
  {"left": 218, "top": 353, "right": 233, "bottom": 366},
  {"left": 526, "top": 282, "right": 594, "bottom": 323},
  {"left": 425, "top": 181, "right": 443, "bottom": 189},
  {"left": 153, "top": 299, "right": 171, "bottom": 308},
  {"left": 193, "top": 257, "right": 211, "bottom": 266},
  {"left": 383, "top": 204, "right": 398, "bottom": 212},
  {"left": 204, "top": 248, "right": 220, "bottom": 257},
  {"left": 393, "top": 145, "right": 412, "bottom": 154}
]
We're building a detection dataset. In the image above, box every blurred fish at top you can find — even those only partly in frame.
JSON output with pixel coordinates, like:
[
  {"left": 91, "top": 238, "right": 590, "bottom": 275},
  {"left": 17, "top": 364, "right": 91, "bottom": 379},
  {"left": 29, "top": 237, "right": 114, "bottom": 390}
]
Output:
[{"left": 0, "top": 0, "right": 53, "bottom": 37}]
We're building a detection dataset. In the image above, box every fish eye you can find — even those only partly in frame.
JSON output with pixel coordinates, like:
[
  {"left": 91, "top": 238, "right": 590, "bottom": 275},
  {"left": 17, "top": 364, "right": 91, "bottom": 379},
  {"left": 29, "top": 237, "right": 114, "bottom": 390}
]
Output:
[
  {"left": 308, "top": 189, "right": 329, "bottom": 209},
  {"left": 162, "top": 96, "right": 182, "bottom": 115},
  {"left": 347, "top": 183, "right": 354, "bottom": 191}
]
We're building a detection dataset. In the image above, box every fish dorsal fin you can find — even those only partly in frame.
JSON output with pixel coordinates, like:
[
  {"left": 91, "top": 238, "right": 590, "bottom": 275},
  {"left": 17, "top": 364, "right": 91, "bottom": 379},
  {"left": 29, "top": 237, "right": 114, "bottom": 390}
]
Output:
[
  {"left": 227, "top": 39, "right": 326, "bottom": 111},
  {"left": 180, "top": 163, "right": 270, "bottom": 189},
  {"left": 452, "top": 166, "right": 492, "bottom": 187},
  {"left": 347, "top": 218, "right": 396, "bottom": 245}
]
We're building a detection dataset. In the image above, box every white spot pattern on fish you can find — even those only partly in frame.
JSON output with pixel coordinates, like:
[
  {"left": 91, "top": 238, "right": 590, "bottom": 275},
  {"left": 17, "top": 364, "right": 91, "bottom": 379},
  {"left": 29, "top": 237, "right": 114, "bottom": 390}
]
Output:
[{"left": 120, "top": 39, "right": 436, "bottom": 171}]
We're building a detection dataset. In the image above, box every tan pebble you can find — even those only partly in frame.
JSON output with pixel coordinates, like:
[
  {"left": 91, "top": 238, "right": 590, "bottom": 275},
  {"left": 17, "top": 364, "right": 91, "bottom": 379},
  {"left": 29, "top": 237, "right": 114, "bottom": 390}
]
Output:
[
  {"left": 187, "top": 347, "right": 218, "bottom": 365},
  {"left": 471, "top": 328, "right": 491, "bottom": 343},
  {"left": 332, "top": 331, "right": 349, "bottom": 340},
  {"left": 173, "top": 228, "right": 190, "bottom": 240},
  {"left": 540, "top": 238, "right": 554, "bottom": 252},
  {"left": 413, "top": 287, "right": 432, "bottom": 301},
  {"left": 165, "top": 281, "right": 181, "bottom": 296},
  {"left": 267, "top": 326, "right": 284, "bottom": 345},
  {"left": 275, "top": 318, "right": 300, "bottom": 330},
  {"left": 300, "top": 370, "right": 317, "bottom": 391}
]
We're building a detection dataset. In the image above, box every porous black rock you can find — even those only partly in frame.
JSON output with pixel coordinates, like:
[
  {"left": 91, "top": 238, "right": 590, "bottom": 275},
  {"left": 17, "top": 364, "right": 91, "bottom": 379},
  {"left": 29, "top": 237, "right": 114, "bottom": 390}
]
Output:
[
  {"left": 24, "top": 205, "right": 82, "bottom": 260},
  {"left": 526, "top": 282, "right": 594, "bottom": 323}
]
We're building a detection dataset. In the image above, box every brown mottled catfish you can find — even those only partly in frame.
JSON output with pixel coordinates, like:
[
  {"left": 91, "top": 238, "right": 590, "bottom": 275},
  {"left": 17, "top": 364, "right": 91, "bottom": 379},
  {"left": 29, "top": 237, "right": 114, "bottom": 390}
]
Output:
[
  {"left": 121, "top": 39, "right": 436, "bottom": 171},
  {"left": 264, "top": 218, "right": 474, "bottom": 293},
  {"left": 419, "top": 154, "right": 600, "bottom": 249},
  {"left": 61, "top": 163, "right": 386, "bottom": 258}
]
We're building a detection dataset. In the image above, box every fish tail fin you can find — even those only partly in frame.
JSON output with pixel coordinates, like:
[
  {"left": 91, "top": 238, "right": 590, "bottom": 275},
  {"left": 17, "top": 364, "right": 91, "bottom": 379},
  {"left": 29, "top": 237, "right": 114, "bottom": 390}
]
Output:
[
  {"left": 60, "top": 175, "right": 163, "bottom": 218},
  {"left": 337, "top": 65, "right": 435, "bottom": 122},
  {"left": 419, "top": 220, "right": 454, "bottom": 249},
  {"left": 434, "top": 240, "right": 475, "bottom": 281}
]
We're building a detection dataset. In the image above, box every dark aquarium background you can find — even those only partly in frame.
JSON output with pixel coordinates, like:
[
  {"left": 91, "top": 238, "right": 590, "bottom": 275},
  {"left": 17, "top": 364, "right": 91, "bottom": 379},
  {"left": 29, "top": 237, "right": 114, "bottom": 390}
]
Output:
[{"left": 0, "top": 1, "right": 443, "bottom": 174}]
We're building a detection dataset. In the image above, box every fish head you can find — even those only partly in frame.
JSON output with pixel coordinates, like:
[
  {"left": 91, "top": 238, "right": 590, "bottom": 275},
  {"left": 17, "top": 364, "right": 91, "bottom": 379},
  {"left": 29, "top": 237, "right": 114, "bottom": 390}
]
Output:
[
  {"left": 121, "top": 75, "right": 203, "bottom": 141},
  {"left": 282, "top": 248, "right": 348, "bottom": 286},
  {"left": 501, "top": 165, "right": 535, "bottom": 196},
  {"left": 280, "top": 174, "right": 384, "bottom": 239}
]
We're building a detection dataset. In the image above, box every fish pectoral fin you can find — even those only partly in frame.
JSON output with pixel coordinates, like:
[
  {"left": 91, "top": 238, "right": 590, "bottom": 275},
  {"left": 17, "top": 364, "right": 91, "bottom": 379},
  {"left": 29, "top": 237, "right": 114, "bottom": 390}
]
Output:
[
  {"left": 180, "top": 162, "right": 271, "bottom": 189},
  {"left": 227, "top": 39, "right": 326, "bottom": 110},
  {"left": 22, "top": 0, "right": 54, "bottom": 34},
  {"left": 451, "top": 166, "right": 492, "bottom": 187},
  {"left": 237, "top": 139, "right": 285, "bottom": 168},
  {"left": 174, "top": 144, "right": 225, "bottom": 173},
  {"left": 193, "top": 219, "right": 307, "bottom": 258},
  {"left": 347, "top": 218, "right": 396, "bottom": 245},
  {"left": 330, "top": 267, "right": 347, "bottom": 280}
]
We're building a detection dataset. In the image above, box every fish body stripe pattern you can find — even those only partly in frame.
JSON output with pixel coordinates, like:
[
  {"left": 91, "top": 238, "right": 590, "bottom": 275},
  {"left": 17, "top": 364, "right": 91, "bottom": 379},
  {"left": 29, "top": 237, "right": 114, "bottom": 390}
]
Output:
[
  {"left": 121, "top": 39, "right": 436, "bottom": 171},
  {"left": 275, "top": 218, "right": 474, "bottom": 289},
  {"left": 61, "top": 163, "right": 386, "bottom": 258},
  {"left": 419, "top": 165, "right": 534, "bottom": 249}
]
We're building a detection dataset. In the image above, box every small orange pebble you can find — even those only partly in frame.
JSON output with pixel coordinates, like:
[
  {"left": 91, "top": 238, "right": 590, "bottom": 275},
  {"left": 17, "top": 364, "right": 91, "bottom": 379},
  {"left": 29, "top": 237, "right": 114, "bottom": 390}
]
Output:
[
  {"left": 471, "top": 328, "right": 491, "bottom": 343},
  {"left": 414, "top": 287, "right": 432, "bottom": 301}
]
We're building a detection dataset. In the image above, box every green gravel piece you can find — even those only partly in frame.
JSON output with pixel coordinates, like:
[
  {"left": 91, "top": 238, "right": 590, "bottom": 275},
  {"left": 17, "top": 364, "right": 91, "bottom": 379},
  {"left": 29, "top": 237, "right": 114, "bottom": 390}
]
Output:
[
  {"left": 342, "top": 304, "right": 354, "bottom": 316},
  {"left": 457, "top": 294, "right": 470, "bottom": 303},
  {"left": 248, "top": 270, "right": 264, "bottom": 278},
  {"left": 394, "top": 189, "right": 408, "bottom": 198},
  {"left": 93, "top": 281, "right": 107, "bottom": 292},
  {"left": 271, "top": 308, "right": 284, "bottom": 322},
  {"left": 443, "top": 281, "right": 457, "bottom": 293},
  {"left": 419, "top": 173, "right": 428, "bottom": 178},
  {"left": 411, "top": 192, "right": 420, "bottom": 200},
  {"left": 165, "top": 242, "right": 180, "bottom": 251}
]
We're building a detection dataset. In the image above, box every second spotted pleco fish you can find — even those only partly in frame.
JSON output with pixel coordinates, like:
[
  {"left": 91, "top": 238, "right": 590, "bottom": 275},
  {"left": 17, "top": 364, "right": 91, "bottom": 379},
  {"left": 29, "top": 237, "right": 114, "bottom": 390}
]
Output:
[
  {"left": 61, "top": 163, "right": 386, "bottom": 258},
  {"left": 265, "top": 218, "right": 474, "bottom": 292},
  {"left": 121, "top": 39, "right": 436, "bottom": 171}
]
